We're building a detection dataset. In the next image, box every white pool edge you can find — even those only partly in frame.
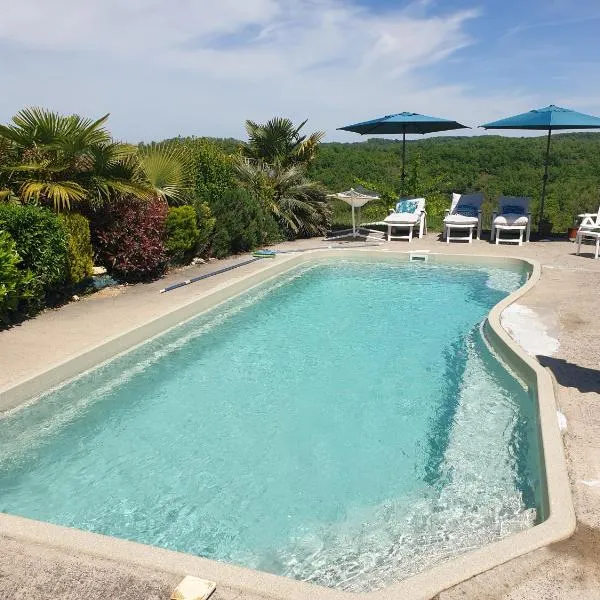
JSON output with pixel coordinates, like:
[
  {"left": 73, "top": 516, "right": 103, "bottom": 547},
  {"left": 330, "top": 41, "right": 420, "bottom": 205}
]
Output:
[{"left": 0, "top": 249, "right": 576, "bottom": 600}]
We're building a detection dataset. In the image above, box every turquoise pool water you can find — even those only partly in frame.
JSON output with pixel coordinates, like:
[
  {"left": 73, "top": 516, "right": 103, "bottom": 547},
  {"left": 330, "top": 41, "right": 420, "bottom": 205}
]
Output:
[{"left": 0, "top": 259, "right": 544, "bottom": 592}]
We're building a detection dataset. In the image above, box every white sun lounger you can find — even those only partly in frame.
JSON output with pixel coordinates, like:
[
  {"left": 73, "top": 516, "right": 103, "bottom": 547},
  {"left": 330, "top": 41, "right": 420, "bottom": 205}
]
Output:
[
  {"left": 576, "top": 206, "right": 600, "bottom": 259},
  {"left": 443, "top": 192, "right": 484, "bottom": 243},
  {"left": 381, "top": 197, "right": 427, "bottom": 242},
  {"left": 491, "top": 196, "right": 531, "bottom": 245}
]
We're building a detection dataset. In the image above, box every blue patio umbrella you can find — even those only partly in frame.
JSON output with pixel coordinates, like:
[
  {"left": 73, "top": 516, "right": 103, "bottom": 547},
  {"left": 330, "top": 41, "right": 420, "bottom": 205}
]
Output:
[
  {"left": 481, "top": 105, "right": 600, "bottom": 233},
  {"left": 338, "top": 112, "right": 468, "bottom": 193}
]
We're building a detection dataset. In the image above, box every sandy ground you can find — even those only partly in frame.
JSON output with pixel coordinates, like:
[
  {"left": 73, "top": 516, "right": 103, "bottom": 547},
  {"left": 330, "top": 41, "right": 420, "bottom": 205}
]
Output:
[{"left": 0, "top": 233, "right": 599, "bottom": 600}]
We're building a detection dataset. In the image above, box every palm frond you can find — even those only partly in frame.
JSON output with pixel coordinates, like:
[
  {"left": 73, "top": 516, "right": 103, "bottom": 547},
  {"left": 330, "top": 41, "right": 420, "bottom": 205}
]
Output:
[
  {"left": 235, "top": 158, "right": 330, "bottom": 237},
  {"left": 20, "top": 180, "right": 87, "bottom": 211},
  {"left": 241, "top": 117, "right": 324, "bottom": 169},
  {"left": 137, "top": 142, "right": 194, "bottom": 203},
  {"left": 87, "top": 176, "right": 153, "bottom": 203}
]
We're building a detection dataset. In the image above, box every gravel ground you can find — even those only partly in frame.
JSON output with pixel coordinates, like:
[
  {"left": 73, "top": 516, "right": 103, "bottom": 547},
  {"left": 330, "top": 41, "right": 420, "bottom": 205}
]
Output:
[{"left": 1, "top": 234, "right": 599, "bottom": 600}]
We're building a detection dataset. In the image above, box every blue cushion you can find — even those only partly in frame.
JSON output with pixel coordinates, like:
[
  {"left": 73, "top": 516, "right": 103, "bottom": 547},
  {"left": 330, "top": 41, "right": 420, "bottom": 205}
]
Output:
[
  {"left": 502, "top": 204, "right": 525, "bottom": 215},
  {"left": 395, "top": 199, "right": 418, "bottom": 214},
  {"left": 456, "top": 204, "right": 477, "bottom": 217}
]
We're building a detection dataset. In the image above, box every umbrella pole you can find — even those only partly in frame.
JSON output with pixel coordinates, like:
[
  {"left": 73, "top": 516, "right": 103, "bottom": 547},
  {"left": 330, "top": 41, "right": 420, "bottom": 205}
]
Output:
[
  {"left": 351, "top": 204, "right": 356, "bottom": 237},
  {"left": 538, "top": 127, "right": 552, "bottom": 234},
  {"left": 400, "top": 130, "right": 406, "bottom": 196}
]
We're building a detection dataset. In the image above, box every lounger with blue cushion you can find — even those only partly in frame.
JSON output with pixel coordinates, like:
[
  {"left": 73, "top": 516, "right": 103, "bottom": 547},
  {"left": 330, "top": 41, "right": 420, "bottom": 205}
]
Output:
[
  {"left": 443, "top": 192, "right": 484, "bottom": 243},
  {"left": 384, "top": 197, "right": 427, "bottom": 242},
  {"left": 491, "top": 196, "right": 531, "bottom": 245}
]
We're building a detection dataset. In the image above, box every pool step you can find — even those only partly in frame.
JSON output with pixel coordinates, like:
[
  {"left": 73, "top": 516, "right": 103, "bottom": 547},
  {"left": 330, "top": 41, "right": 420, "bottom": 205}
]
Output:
[{"left": 171, "top": 576, "right": 216, "bottom": 600}]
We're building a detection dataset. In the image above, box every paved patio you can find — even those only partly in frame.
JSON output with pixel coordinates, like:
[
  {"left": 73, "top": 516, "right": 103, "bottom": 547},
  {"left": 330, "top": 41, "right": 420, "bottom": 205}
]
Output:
[{"left": 0, "top": 234, "right": 599, "bottom": 600}]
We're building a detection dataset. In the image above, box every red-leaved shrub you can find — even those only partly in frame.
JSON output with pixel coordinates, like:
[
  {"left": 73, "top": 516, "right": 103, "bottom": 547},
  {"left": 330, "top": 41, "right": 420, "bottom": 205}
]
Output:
[{"left": 90, "top": 196, "right": 168, "bottom": 281}]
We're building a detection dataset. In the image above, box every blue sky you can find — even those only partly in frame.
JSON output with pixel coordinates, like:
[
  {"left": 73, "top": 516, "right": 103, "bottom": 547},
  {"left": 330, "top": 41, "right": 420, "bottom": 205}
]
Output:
[{"left": 1, "top": 0, "right": 599, "bottom": 142}]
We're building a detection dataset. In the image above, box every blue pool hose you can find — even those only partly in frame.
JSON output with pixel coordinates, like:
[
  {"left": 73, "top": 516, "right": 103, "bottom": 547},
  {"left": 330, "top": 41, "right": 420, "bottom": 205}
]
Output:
[
  {"left": 160, "top": 257, "right": 262, "bottom": 293},
  {"left": 160, "top": 243, "right": 382, "bottom": 293}
]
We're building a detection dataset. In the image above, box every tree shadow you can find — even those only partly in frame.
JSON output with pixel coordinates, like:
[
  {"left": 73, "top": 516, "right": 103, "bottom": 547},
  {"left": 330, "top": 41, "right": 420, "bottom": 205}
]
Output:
[{"left": 537, "top": 355, "right": 600, "bottom": 394}]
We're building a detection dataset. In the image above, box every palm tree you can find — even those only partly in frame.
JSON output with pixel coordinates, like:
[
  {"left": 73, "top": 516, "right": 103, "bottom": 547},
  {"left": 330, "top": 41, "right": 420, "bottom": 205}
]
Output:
[
  {"left": 0, "top": 108, "right": 149, "bottom": 211},
  {"left": 236, "top": 117, "right": 329, "bottom": 237},
  {"left": 242, "top": 117, "right": 325, "bottom": 168},
  {"left": 236, "top": 160, "right": 330, "bottom": 237},
  {"left": 136, "top": 142, "right": 194, "bottom": 205}
]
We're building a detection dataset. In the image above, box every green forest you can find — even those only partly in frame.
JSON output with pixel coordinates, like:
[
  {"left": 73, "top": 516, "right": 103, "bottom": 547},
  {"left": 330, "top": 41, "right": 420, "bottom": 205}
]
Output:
[{"left": 306, "top": 133, "right": 600, "bottom": 232}]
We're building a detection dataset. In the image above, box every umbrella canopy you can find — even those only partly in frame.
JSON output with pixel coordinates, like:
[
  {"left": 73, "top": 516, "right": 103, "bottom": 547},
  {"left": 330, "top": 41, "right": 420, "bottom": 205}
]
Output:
[
  {"left": 327, "top": 187, "right": 380, "bottom": 237},
  {"left": 338, "top": 112, "right": 468, "bottom": 193},
  {"left": 481, "top": 105, "right": 600, "bottom": 233},
  {"left": 481, "top": 105, "right": 600, "bottom": 131}
]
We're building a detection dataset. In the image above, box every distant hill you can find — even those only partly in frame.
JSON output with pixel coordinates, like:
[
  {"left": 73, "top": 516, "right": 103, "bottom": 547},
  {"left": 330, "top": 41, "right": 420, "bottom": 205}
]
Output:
[
  {"left": 309, "top": 132, "right": 600, "bottom": 232},
  {"left": 160, "top": 136, "right": 242, "bottom": 155}
]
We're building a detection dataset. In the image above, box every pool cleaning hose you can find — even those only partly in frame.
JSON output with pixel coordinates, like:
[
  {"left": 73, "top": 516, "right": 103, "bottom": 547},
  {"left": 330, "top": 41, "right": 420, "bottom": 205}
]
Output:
[{"left": 160, "top": 242, "right": 383, "bottom": 293}]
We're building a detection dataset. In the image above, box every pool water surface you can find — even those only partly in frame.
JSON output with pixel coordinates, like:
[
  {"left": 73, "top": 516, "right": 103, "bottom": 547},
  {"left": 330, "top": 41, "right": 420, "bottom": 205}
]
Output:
[{"left": 0, "top": 260, "right": 544, "bottom": 592}]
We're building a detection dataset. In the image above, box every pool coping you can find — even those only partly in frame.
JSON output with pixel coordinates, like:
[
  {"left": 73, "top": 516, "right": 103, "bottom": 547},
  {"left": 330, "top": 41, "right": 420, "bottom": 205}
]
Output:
[{"left": 0, "top": 248, "right": 576, "bottom": 600}]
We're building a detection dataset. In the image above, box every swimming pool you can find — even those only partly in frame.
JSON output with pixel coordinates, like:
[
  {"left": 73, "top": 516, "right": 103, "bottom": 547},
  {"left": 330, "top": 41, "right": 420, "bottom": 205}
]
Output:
[{"left": 0, "top": 258, "right": 546, "bottom": 592}]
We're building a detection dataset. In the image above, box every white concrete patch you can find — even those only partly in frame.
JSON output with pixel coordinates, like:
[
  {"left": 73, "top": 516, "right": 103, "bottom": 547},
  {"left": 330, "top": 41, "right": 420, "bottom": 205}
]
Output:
[
  {"left": 171, "top": 576, "right": 216, "bottom": 600},
  {"left": 557, "top": 411, "right": 568, "bottom": 432},
  {"left": 580, "top": 480, "right": 600, "bottom": 488},
  {"left": 500, "top": 303, "right": 560, "bottom": 357}
]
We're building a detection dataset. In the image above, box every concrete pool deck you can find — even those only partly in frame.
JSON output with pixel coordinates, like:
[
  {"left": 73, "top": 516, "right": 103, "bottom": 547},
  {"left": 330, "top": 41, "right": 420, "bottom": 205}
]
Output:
[{"left": 0, "top": 234, "right": 599, "bottom": 599}]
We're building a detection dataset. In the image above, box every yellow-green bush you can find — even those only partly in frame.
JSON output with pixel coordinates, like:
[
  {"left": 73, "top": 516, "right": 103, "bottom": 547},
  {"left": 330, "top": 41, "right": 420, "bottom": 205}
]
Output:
[
  {"left": 165, "top": 205, "right": 200, "bottom": 260},
  {"left": 192, "top": 200, "right": 216, "bottom": 255},
  {"left": 58, "top": 212, "right": 94, "bottom": 284}
]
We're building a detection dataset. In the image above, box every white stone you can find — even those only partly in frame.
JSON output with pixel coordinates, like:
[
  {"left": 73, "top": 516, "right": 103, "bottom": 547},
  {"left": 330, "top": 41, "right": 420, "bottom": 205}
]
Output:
[
  {"left": 92, "top": 266, "right": 107, "bottom": 275},
  {"left": 170, "top": 576, "right": 216, "bottom": 600},
  {"left": 557, "top": 411, "right": 568, "bottom": 431},
  {"left": 71, "top": 295, "right": 80, "bottom": 302},
  {"left": 500, "top": 303, "right": 560, "bottom": 357}
]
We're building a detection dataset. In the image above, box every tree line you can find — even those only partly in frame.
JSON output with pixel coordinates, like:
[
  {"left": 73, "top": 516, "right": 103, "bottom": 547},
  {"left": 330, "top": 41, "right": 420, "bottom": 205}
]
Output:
[{"left": 307, "top": 133, "right": 600, "bottom": 231}]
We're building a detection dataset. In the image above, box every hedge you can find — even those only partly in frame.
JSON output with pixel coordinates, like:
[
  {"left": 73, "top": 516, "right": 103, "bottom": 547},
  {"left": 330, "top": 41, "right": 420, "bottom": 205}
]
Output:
[
  {"left": 209, "top": 187, "right": 280, "bottom": 258},
  {"left": 58, "top": 212, "right": 94, "bottom": 284},
  {"left": 0, "top": 231, "right": 36, "bottom": 325},
  {"left": 0, "top": 203, "right": 68, "bottom": 309}
]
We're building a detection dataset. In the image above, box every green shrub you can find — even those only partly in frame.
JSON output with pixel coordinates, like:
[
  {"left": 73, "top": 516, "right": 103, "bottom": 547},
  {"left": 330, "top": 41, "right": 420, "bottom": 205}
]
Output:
[
  {"left": 209, "top": 188, "right": 280, "bottom": 258},
  {"left": 58, "top": 212, "right": 94, "bottom": 284},
  {"left": 0, "top": 231, "right": 24, "bottom": 323},
  {"left": 0, "top": 231, "right": 36, "bottom": 325},
  {"left": 0, "top": 203, "right": 68, "bottom": 308},
  {"left": 192, "top": 200, "right": 216, "bottom": 255},
  {"left": 165, "top": 205, "right": 200, "bottom": 260}
]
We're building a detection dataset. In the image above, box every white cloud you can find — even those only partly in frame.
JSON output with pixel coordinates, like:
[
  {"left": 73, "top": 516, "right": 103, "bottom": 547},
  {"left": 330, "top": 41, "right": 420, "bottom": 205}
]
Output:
[{"left": 0, "top": 0, "right": 547, "bottom": 141}]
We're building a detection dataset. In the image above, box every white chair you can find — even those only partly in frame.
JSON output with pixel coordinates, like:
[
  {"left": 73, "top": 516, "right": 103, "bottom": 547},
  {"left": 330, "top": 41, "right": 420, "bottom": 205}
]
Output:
[
  {"left": 443, "top": 192, "right": 484, "bottom": 243},
  {"left": 491, "top": 196, "right": 531, "bottom": 245},
  {"left": 576, "top": 206, "right": 600, "bottom": 259},
  {"left": 384, "top": 197, "right": 427, "bottom": 242}
]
